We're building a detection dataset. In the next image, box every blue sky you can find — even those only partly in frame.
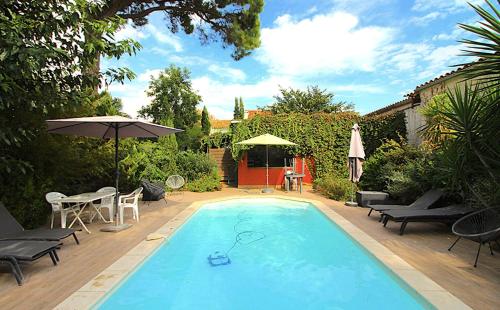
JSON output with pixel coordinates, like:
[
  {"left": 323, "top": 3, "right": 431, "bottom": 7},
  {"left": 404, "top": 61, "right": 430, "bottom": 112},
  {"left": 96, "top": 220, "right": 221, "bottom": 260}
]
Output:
[{"left": 103, "top": 0, "right": 482, "bottom": 119}]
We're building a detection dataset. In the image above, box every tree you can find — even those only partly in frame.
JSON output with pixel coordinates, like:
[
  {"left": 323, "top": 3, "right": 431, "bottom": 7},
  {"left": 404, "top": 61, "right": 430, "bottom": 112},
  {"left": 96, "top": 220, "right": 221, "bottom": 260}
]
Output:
[
  {"left": 140, "top": 65, "right": 200, "bottom": 128},
  {"left": 0, "top": 1, "right": 139, "bottom": 177},
  {"left": 233, "top": 97, "right": 241, "bottom": 119},
  {"left": 96, "top": 0, "right": 263, "bottom": 60},
  {"left": 139, "top": 65, "right": 201, "bottom": 149},
  {"left": 201, "top": 106, "right": 211, "bottom": 135},
  {"left": 457, "top": 0, "right": 500, "bottom": 91},
  {"left": 267, "top": 86, "right": 353, "bottom": 114},
  {"left": 238, "top": 97, "right": 245, "bottom": 119},
  {"left": 92, "top": 91, "right": 125, "bottom": 116}
]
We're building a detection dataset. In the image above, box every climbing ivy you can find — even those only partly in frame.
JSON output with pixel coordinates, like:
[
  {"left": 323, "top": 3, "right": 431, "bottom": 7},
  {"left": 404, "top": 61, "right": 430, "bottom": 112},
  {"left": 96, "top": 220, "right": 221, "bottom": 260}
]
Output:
[
  {"left": 200, "top": 132, "right": 232, "bottom": 150},
  {"left": 202, "top": 111, "right": 406, "bottom": 180},
  {"left": 231, "top": 112, "right": 359, "bottom": 178},
  {"left": 361, "top": 111, "right": 407, "bottom": 156}
]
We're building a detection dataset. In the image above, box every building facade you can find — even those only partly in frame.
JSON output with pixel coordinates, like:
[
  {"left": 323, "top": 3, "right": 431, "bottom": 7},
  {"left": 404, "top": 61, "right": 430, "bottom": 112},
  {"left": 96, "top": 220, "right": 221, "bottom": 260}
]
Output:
[{"left": 367, "top": 67, "right": 474, "bottom": 145}]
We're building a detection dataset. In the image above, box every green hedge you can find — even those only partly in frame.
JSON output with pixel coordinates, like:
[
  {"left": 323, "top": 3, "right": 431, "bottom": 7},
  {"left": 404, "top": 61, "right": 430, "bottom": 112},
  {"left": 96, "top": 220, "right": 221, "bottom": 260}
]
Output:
[
  {"left": 231, "top": 112, "right": 359, "bottom": 178},
  {"left": 361, "top": 111, "right": 407, "bottom": 156}
]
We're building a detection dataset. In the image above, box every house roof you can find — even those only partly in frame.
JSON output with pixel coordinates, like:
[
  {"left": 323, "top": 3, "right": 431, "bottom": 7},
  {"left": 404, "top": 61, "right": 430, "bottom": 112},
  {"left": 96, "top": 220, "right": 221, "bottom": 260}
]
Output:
[
  {"left": 211, "top": 119, "right": 232, "bottom": 129},
  {"left": 364, "top": 98, "right": 412, "bottom": 117},
  {"left": 247, "top": 109, "right": 271, "bottom": 119},
  {"left": 414, "top": 65, "right": 468, "bottom": 92},
  {"left": 366, "top": 64, "right": 470, "bottom": 116}
]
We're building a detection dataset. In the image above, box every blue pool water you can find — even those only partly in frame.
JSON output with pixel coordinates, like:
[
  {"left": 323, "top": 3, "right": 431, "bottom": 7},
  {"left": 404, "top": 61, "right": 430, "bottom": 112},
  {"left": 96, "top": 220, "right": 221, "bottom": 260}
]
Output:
[{"left": 98, "top": 198, "right": 433, "bottom": 309}]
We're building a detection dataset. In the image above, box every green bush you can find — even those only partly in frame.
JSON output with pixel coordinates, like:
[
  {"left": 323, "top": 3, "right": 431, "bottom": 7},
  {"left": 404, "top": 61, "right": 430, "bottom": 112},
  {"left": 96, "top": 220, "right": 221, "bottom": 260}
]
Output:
[
  {"left": 121, "top": 145, "right": 221, "bottom": 193},
  {"left": 359, "top": 140, "right": 420, "bottom": 191},
  {"left": 314, "top": 175, "right": 354, "bottom": 201},
  {"left": 360, "top": 140, "right": 453, "bottom": 203},
  {"left": 175, "top": 151, "right": 216, "bottom": 182},
  {"left": 185, "top": 170, "right": 222, "bottom": 192}
]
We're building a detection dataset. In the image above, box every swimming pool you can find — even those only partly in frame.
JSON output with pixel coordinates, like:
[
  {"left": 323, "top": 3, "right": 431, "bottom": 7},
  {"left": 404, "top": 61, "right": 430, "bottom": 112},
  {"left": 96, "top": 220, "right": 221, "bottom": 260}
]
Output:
[{"left": 96, "top": 198, "right": 434, "bottom": 309}]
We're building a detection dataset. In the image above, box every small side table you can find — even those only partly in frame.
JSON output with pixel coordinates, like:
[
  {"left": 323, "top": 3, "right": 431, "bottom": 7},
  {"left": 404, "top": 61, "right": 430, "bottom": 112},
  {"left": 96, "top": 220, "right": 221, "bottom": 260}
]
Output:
[{"left": 356, "top": 191, "right": 390, "bottom": 208}]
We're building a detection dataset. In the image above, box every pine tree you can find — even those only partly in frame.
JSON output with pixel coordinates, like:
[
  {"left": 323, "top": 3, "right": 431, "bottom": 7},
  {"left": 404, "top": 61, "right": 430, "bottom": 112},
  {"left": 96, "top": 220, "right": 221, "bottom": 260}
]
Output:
[
  {"left": 233, "top": 97, "right": 241, "bottom": 119},
  {"left": 201, "top": 106, "right": 211, "bottom": 135},
  {"left": 239, "top": 97, "right": 245, "bottom": 119}
]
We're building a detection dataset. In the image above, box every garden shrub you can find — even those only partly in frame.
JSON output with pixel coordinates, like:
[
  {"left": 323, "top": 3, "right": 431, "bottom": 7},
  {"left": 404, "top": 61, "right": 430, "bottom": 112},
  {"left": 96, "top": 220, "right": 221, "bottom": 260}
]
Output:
[
  {"left": 314, "top": 175, "right": 354, "bottom": 201},
  {"left": 185, "top": 170, "right": 222, "bottom": 192},
  {"left": 360, "top": 140, "right": 453, "bottom": 203},
  {"left": 175, "top": 150, "right": 217, "bottom": 182},
  {"left": 121, "top": 145, "right": 220, "bottom": 193},
  {"left": 359, "top": 140, "right": 420, "bottom": 191}
]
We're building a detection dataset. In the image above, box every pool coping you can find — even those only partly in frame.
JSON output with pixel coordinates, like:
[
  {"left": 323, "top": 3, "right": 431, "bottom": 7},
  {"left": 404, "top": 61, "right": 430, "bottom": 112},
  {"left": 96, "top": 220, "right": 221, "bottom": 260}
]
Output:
[{"left": 54, "top": 195, "right": 471, "bottom": 310}]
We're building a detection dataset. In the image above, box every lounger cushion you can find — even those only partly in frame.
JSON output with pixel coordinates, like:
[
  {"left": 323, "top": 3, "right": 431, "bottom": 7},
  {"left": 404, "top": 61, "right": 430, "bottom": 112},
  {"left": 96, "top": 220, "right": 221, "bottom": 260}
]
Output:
[
  {"left": 368, "top": 189, "right": 444, "bottom": 212},
  {"left": 0, "top": 228, "right": 76, "bottom": 242},
  {"left": 0, "top": 240, "right": 60, "bottom": 260},
  {"left": 368, "top": 204, "right": 408, "bottom": 212},
  {"left": 383, "top": 205, "right": 472, "bottom": 221},
  {"left": 0, "top": 202, "right": 77, "bottom": 242}
]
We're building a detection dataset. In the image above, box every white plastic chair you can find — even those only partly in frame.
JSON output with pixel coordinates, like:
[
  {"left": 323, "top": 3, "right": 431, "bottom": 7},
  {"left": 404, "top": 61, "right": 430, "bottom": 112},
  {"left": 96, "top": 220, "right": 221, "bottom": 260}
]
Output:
[
  {"left": 119, "top": 187, "right": 143, "bottom": 224},
  {"left": 94, "top": 187, "right": 116, "bottom": 222},
  {"left": 45, "top": 192, "right": 79, "bottom": 229}
]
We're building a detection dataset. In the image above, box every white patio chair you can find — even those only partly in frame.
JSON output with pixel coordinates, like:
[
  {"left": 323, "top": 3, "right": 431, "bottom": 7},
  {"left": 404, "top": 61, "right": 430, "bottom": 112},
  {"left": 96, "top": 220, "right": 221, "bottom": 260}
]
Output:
[
  {"left": 94, "top": 187, "right": 116, "bottom": 222},
  {"left": 119, "top": 187, "right": 143, "bottom": 224},
  {"left": 45, "top": 192, "right": 79, "bottom": 229}
]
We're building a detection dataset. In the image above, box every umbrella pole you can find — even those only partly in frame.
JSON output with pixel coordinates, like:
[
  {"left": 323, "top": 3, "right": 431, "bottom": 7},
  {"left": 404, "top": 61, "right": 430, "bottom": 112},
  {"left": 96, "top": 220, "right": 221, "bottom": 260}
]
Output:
[
  {"left": 114, "top": 125, "right": 119, "bottom": 225},
  {"left": 262, "top": 145, "right": 273, "bottom": 193},
  {"left": 345, "top": 158, "right": 358, "bottom": 207},
  {"left": 101, "top": 124, "right": 132, "bottom": 232}
]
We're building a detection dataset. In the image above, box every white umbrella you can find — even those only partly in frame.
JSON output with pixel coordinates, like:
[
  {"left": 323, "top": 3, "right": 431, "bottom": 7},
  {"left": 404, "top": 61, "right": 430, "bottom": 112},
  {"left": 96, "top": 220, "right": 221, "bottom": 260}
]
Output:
[
  {"left": 46, "top": 116, "right": 182, "bottom": 231},
  {"left": 346, "top": 123, "right": 365, "bottom": 206},
  {"left": 236, "top": 134, "right": 296, "bottom": 193}
]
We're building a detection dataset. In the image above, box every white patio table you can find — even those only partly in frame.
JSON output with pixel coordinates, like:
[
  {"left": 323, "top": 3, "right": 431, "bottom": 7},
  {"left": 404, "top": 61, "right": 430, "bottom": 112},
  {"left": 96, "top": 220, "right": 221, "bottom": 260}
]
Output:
[{"left": 54, "top": 192, "right": 114, "bottom": 233}]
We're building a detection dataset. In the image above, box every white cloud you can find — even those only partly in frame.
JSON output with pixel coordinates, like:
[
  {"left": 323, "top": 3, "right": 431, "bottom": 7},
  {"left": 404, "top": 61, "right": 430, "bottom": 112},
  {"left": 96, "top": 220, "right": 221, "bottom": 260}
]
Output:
[
  {"left": 385, "top": 43, "right": 431, "bottom": 71},
  {"left": 107, "top": 82, "right": 150, "bottom": 117},
  {"left": 150, "top": 47, "right": 170, "bottom": 56},
  {"left": 137, "top": 69, "right": 163, "bottom": 82},
  {"left": 191, "top": 75, "right": 296, "bottom": 118},
  {"left": 256, "top": 11, "right": 394, "bottom": 76},
  {"left": 114, "top": 22, "right": 183, "bottom": 52},
  {"left": 409, "top": 12, "right": 444, "bottom": 26},
  {"left": 146, "top": 24, "right": 183, "bottom": 52},
  {"left": 115, "top": 23, "right": 149, "bottom": 41},
  {"left": 168, "top": 55, "right": 210, "bottom": 66},
  {"left": 330, "top": 84, "right": 385, "bottom": 94},
  {"left": 417, "top": 44, "right": 463, "bottom": 79},
  {"left": 208, "top": 64, "right": 246, "bottom": 81},
  {"left": 412, "top": 0, "right": 482, "bottom": 13}
]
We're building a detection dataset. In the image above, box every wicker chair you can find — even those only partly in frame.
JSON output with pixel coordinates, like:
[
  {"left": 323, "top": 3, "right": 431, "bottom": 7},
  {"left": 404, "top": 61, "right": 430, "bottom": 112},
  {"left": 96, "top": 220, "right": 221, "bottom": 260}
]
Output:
[{"left": 448, "top": 207, "right": 500, "bottom": 267}]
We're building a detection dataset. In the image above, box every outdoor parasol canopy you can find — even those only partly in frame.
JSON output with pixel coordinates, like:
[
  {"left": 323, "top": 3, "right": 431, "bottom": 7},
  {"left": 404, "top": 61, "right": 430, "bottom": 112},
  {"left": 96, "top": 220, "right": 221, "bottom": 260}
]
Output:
[
  {"left": 46, "top": 116, "right": 182, "bottom": 231},
  {"left": 236, "top": 133, "right": 296, "bottom": 193},
  {"left": 346, "top": 123, "right": 365, "bottom": 207}
]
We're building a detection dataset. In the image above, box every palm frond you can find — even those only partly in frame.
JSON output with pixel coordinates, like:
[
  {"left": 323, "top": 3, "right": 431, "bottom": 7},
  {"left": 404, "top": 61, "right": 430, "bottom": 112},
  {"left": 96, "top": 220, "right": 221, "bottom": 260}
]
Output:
[{"left": 456, "top": 1, "right": 500, "bottom": 90}]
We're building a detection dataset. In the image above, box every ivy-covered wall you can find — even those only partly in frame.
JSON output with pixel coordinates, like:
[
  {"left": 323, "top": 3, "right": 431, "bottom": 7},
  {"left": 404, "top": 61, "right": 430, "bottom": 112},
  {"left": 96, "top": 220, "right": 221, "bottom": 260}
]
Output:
[
  {"left": 202, "top": 111, "right": 407, "bottom": 181},
  {"left": 361, "top": 111, "right": 407, "bottom": 157},
  {"left": 231, "top": 112, "right": 359, "bottom": 178}
]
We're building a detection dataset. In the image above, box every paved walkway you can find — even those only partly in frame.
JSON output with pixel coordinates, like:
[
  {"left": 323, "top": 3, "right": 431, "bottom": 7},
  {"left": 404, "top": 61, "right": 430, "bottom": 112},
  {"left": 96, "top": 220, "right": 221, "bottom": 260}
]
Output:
[{"left": 0, "top": 188, "right": 498, "bottom": 309}]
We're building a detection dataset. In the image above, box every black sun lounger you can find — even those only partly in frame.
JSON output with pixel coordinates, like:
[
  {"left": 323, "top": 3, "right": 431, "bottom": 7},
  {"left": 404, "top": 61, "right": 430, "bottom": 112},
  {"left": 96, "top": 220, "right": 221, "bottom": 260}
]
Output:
[
  {"left": 381, "top": 205, "right": 473, "bottom": 235},
  {"left": 367, "top": 189, "right": 443, "bottom": 218},
  {"left": 0, "top": 240, "right": 61, "bottom": 285},
  {"left": 0, "top": 203, "right": 79, "bottom": 245}
]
